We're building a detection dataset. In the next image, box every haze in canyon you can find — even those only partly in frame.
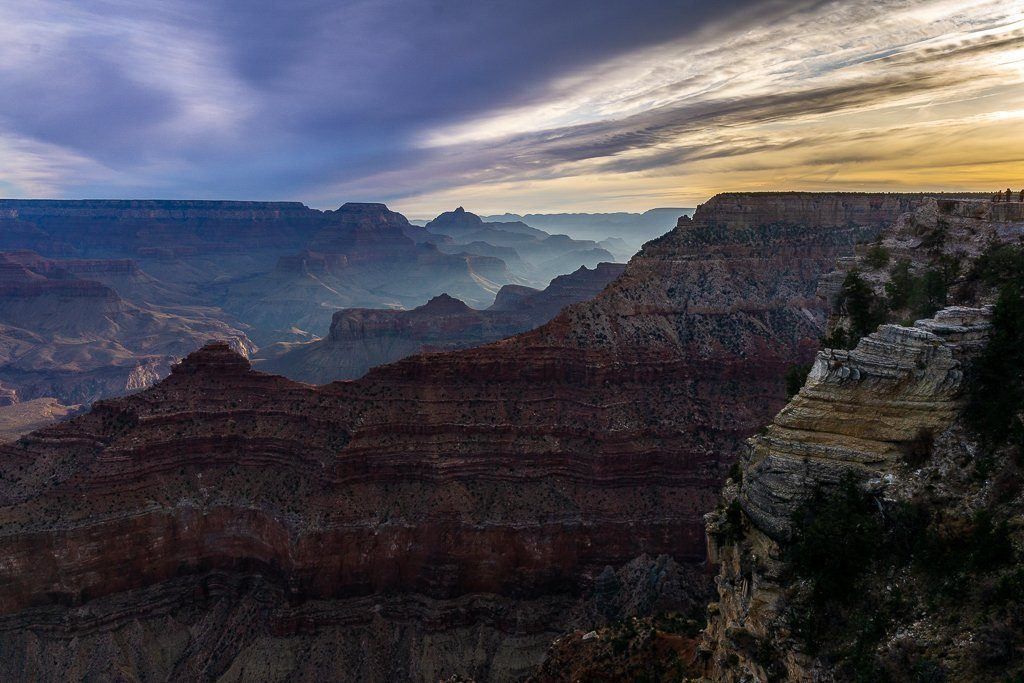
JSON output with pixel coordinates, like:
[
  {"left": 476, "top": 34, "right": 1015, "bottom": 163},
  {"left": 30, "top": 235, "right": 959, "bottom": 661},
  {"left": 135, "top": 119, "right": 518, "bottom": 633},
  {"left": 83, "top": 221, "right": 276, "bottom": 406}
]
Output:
[{"left": 0, "top": 1, "right": 1023, "bottom": 681}]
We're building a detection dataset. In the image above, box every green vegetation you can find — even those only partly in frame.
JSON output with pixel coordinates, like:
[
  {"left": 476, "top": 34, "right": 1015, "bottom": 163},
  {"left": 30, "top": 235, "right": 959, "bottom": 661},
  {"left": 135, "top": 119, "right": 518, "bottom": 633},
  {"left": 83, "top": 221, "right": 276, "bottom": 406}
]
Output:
[
  {"left": 788, "top": 475, "right": 883, "bottom": 608},
  {"left": 864, "top": 243, "right": 891, "bottom": 270},
  {"left": 718, "top": 499, "right": 745, "bottom": 544},
  {"left": 839, "top": 271, "right": 888, "bottom": 344},
  {"left": 884, "top": 258, "right": 955, "bottom": 322},
  {"left": 827, "top": 258, "right": 958, "bottom": 350},
  {"left": 964, "top": 244, "right": 1024, "bottom": 458},
  {"left": 966, "top": 282, "right": 1024, "bottom": 455},
  {"left": 784, "top": 363, "right": 812, "bottom": 398},
  {"left": 785, "top": 474, "right": 1022, "bottom": 681}
]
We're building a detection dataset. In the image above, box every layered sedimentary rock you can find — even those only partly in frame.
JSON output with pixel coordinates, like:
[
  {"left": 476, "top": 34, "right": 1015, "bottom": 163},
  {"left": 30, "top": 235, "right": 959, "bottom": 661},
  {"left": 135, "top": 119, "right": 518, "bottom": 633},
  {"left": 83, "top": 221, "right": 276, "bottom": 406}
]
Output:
[
  {"left": 693, "top": 192, "right": 984, "bottom": 231},
  {"left": 701, "top": 197, "right": 1024, "bottom": 682},
  {"left": 256, "top": 263, "right": 625, "bottom": 383},
  {"left": 0, "top": 193, "right": 924, "bottom": 680},
  {"left": 701, "top": 307, "right": 998, "bottom": 681},
  {"left": 0, "top": 199, "right": 326, "bottom": 256},
  {"left": 742, "top": 307, "right": 990, "bottom": 539},
  {"left": 0, "top": 397, "right": 78, "bottom": 442},
  {"left": 206, "top": 203, "right": 517, "bottom": 343},
  {"left": 0, "top": 201, "right": 519, "bottom": 345}
]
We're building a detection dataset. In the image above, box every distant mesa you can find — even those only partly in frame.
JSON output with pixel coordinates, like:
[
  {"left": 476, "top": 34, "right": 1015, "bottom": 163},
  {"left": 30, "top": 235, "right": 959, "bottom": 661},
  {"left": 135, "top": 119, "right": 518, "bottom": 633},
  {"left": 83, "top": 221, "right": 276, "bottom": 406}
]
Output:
[{"left": 255, "top": 261, "right": 626, "bottom": 383}]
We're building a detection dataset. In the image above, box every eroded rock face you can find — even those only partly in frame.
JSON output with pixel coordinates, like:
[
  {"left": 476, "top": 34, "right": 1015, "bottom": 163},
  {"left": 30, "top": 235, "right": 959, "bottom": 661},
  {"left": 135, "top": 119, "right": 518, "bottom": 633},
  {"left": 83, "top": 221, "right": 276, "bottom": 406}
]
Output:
[
  {"left": 691, "top": 192, "right": 982, "bottom": 231},
  {"left": 0, "top": 199, "right": 325, "bottom": 256},
  {"left": 701, "top": 307, "right": 995, "bottom": 682},
  {"left": 0, "top": 193, "right": 921, "bottom": 680},
  {"left": 700, "top": 197, "right": 1024, "bottom": 682},
  {"left": 743, "top": 307, "right": 991, "bottom": 540}
]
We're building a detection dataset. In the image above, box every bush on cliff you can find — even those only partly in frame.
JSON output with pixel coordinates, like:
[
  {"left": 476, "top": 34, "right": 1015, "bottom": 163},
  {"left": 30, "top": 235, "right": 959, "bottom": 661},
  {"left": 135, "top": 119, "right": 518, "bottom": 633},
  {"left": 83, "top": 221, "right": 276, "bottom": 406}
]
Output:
[
  {"left": 864, "top": 243, "right": 890, "bottom": 270},
  {"left": 884, "top": 259, "right": 955, "bottom": 323},
  {"left": 788, "top": 474, "right": 883, "bottom": 606},
  {"left": 835, "top": 271, "right": 888, "bottom": 348},
  {"left": 784, "top": 363, "right": 812, "bottom": 398},
  {"left": 966, "top": 244, "right": 1024, "bottom": 456},
  {"left": 785, "top": 474, "right": 1021, "bottom": 680}
]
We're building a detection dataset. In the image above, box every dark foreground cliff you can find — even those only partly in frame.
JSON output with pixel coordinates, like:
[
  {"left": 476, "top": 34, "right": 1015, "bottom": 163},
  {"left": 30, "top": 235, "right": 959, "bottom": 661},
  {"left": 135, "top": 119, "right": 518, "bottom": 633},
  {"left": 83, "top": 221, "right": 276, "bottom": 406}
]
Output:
[
  {"left": 700, "top": 198, "right": 1024, "bottom": 681},
  {"left": 0, "top": 193, "right": 934, "bottom": 680}
]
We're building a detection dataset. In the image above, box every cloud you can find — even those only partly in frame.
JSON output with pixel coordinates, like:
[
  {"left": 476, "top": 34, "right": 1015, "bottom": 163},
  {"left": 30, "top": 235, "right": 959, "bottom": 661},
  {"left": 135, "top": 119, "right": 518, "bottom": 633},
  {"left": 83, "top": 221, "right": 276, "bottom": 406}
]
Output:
[{"left": 0, "top": 0, "right": 1021, "bottom": 212}]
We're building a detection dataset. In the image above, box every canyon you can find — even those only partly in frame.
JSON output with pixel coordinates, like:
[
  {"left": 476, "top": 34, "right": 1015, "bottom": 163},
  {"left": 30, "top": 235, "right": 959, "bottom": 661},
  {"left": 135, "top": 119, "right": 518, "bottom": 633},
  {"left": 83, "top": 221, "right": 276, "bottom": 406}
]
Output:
[
  {"left": 425, "top": 207, "right": 620, "bottom": 284},
  {"left": 255, "top": 262, "right": 625, "bottom": 383},
  {"left": 0, "top": 192, "right": 932, "bottom": 680},
  {"left": 0, "top": 201, "right": 633, "bottom": 437},
  {"left": 0, "top": 250, "right": 254, "bottom": 437}
]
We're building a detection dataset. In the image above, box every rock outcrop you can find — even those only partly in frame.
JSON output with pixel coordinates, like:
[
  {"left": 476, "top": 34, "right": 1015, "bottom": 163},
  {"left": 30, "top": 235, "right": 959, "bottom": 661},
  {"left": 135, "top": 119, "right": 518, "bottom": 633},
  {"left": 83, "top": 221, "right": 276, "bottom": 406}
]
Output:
[
  {"left": 701, "top": 197, "right": 1024, "bottom": 682},
  {"left": 0, "top": 193, "right": 931, "bottom": 680},
  {"left": 742, "top": 307, "right": 991, "bottom": 539}
]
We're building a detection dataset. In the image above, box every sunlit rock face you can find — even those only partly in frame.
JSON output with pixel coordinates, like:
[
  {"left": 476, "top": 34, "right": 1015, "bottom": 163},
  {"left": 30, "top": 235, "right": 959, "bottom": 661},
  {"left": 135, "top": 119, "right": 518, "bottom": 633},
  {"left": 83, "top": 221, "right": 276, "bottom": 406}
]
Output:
[
  {"left": 0, "top": 193, "right": 922, "bottom": 680},
  {"left": 742, "top": 306, "right": 991, "bottom": 540}
]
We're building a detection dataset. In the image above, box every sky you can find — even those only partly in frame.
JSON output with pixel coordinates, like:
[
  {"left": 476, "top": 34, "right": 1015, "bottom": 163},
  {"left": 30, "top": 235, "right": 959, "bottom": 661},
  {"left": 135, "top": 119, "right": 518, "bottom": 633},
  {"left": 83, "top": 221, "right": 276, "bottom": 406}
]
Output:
[{"left": 0, "top": 0, "right": 1022, "bottom": 215}]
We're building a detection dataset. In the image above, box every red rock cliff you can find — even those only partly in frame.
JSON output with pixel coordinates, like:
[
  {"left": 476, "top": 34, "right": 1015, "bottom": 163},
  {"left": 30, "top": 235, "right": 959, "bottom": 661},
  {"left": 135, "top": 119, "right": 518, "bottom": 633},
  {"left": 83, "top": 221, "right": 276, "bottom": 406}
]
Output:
[{"left": 0, "top": 193, "right": 929, "bottom": 680}]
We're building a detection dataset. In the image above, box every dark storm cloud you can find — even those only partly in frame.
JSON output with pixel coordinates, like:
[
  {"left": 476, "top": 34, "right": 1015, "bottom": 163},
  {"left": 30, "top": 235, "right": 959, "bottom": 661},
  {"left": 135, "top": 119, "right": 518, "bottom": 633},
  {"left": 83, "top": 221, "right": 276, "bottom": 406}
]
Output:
[{"left": 0, "top": 0, "right": 808, "bottom": 198}]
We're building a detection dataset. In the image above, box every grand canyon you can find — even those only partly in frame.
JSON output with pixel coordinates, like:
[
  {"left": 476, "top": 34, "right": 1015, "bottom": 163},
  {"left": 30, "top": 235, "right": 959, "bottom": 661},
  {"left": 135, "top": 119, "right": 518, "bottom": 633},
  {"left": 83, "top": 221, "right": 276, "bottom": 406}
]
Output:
[
  {"left": 2, "top": 1, "right": 1023, "bottom": 681},
  {"left": 3, "top": 190, "right": 1018, "bottom": 682}
]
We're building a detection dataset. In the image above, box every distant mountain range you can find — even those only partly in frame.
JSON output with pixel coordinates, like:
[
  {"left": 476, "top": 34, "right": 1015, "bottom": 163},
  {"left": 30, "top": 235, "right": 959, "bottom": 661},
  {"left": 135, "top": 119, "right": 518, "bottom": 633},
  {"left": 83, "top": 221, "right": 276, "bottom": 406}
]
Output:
[
  {"left": 0, "top": 199, "right": 636, "bottom": 438},
  {"left": 479, "top": 207, "right": 696, "bottom": 244},
  {"left": 255, "top": 262, "right": 625, "bottom": 383}
]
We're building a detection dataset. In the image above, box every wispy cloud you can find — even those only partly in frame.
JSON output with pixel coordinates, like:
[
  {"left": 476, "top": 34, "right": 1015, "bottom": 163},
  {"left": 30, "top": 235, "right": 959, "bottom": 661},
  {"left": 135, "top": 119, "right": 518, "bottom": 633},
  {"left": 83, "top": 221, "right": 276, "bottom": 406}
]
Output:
[{"left": 0, "top": 0, "right": 1021, "bottom": 212}]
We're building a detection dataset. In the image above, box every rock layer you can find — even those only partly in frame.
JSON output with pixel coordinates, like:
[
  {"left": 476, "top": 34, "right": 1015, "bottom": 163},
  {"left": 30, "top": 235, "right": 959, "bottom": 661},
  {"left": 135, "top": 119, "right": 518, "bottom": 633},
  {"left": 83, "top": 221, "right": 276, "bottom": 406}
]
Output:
[
  {"left": 0, "top": 193, "right": 929, "bottom": 680},
  {"left": 0, "top": 251, "right": 254, "bottom": 407},
  {"left": 700, "top": 197, "right": 1024, "bottom": 682}
]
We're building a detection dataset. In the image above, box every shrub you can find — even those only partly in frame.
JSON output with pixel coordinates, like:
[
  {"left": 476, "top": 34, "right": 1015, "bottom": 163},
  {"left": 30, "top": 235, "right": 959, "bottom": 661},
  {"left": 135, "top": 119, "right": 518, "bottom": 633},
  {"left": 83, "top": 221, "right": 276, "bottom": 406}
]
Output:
[
  {"left": 788, "top": 474, "right": 882, "bottom": 604},
  {"left": 884, "top": 259, "right": 953, "bottom": 321},
  {"left": 900, "top": 427, "right": 934, "bottom": 467},
  {"left": 864, "top": 243, "right": 890, "bottom": 270},
  {"left": 821, "top": 326, "right": 849, "bottom": 350},
  {"left": 717, "top": 499, "right": 746, "bottom": 544},
  {"left": 837, "top": 271, "right": 887, "bottom": 346},
  {"left": 785, "top": 363, "right": 813, "bottom": 398},
  {"left": 967, "top": 243, "right": 1024, "bottom": 288},
  {"left": 966, "top": 277, "right": 1024, "bottom": 453}
]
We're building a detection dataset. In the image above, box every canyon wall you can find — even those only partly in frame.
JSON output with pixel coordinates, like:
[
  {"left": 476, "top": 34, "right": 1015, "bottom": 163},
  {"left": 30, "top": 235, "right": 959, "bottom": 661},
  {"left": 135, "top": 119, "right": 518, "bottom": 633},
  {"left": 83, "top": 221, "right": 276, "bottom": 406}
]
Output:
[
  {"left": 0, "top": 193, "right": 927, "bottom": 680},
  {"left": 0, "top": 252, "right": 254, "bottom": 408},
  {"left": 701, "top": 197, "right": 1024, "bottom": 681}
]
